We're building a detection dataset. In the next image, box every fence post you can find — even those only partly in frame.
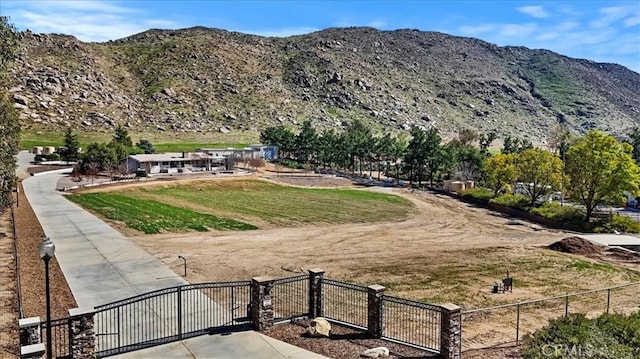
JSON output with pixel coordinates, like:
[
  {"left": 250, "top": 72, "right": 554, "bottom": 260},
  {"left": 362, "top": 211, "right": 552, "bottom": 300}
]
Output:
[
  {"left": 308, "top": 268, "right": 325, "bottom": 318},
  {"left": 440, "top": 303, "right": 462, "bottom": 359},
  {"left": 606, "top": 289, "right": 611, "bottom": 314},
  {"left": 68, "top": 308, "right": 96, "bottom": 359},
  {"left": 516, "top": 303, "right": 520, "bottom": 346},
  {"left": 177, "top": 286, "right": 183, "bottom": 340},
  {"left": 19, "top": 317, "right": 41, "bottom": 346},
  {"left": 367, "top": 285, "right": 385, "bottom": 338},
  {"left": 564, "top": 295, "right": 569, "bottom": 317},
  {"left": 251, "top": 277, "right": 274, "bottom": 331}
]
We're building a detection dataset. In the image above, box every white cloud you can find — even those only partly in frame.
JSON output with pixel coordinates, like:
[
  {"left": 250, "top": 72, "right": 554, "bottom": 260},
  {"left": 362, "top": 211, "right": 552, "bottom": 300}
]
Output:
[
  {"left": 624, "top": 14, "right": 640, "bottom": 27},
  {"left": 367, "top": 19, "right": 387, "bottom": 29},
  {"left": 3, "top": 0, "right": 178, "bottom": 42},
  {"left": 499, "top": 23, "right": 537, "bottom": 37},
  {"left": 517, "top": 5, "right": 550, "bottom": 19},
  {"left": 243, "top": 27, "right": 319, "bottom": 38},
  {"left": 458, "top": 24, "right": 496, "bottom": 35},
  {"left": 590, "top": 5, "right": 635, "bottom": 29}
]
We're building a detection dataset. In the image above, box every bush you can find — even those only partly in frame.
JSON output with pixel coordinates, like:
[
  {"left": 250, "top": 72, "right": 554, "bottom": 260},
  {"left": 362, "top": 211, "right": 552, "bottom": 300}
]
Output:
[
  {"left": 530, "top": 202, "right": 585, "bottom": 223},
  {"left": 522, "top": 312, "right": 640, "bottom": 358},
  {"left": 593, "top": 215, "right": 640, "bottom": 233},
  {"left": 461, "top": 187, "right": 495, "bottom": 202},
  {"left": 489, "top": 193, "right": 529, "bottom": 210}
]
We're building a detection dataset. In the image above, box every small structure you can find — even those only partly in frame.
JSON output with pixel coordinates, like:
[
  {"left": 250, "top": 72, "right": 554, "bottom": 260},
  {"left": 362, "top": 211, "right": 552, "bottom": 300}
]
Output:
[{"left": 32, "top": 146, "right": 43, "bottom": 155}]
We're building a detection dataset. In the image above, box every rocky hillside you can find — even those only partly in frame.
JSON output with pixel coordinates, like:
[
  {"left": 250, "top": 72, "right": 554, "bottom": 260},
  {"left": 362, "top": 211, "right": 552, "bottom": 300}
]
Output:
[{"left": 8, "top": 26, "right": 640, "bottom": 142}]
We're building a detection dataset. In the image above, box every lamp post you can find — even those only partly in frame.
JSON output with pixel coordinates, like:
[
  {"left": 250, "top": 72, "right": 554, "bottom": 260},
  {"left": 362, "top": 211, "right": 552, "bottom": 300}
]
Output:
[{"left": 39, "top": 237, "right": 55, "bottom": 359}]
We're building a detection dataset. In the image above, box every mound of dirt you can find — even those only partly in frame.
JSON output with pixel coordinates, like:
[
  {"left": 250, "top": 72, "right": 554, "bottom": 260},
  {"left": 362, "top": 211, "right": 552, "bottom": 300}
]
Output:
[
  {"left": 605, "top": 247, "right": 640, "bottom": 261},
  {"left": 548, "top": 237, "right": 604, "bottom": 256}
]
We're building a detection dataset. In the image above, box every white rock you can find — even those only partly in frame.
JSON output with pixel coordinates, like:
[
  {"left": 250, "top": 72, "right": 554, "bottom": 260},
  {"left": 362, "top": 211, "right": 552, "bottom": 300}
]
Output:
[
  {"left": 306, "top": 317, "right": 331, "bottom": 337},
  {"left": 360, "top": 347, "right": 389, "bottom": 358}
]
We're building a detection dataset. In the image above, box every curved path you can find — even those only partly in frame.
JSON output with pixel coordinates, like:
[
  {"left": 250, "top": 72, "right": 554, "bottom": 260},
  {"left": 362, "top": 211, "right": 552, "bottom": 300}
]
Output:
[
  {"left": 22, "top": 169, "right": 187, "bottom": 308},
  {"left": 19, "top": 152, "right": 325, "bottom": 358}
]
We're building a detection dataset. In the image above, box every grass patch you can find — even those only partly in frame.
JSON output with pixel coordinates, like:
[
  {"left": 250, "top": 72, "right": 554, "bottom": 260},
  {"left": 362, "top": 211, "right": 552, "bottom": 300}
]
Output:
[
  {"left": 118, "top": 179, "right": 414, "bottom": 226},
  {"left": 567, "top": 260, "right": 618, "bottom": 272},
  {"left": 67, "top": 193, "right": 256, "bottom": 234},
  {"left": 153, "top": 142, "right": 250, "bottom": 153}
]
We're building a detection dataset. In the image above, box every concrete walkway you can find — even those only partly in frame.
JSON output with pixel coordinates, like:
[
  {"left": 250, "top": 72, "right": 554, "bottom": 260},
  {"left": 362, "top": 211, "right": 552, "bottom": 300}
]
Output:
[{"left": 19, "top": 154, "right": 327, "bottom": 358}]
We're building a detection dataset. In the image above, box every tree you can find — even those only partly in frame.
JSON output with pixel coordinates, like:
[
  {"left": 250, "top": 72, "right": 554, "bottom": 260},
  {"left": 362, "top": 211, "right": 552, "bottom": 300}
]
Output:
[
  {"left": 136, "top": 139, "right": 155, "bottom": 154},
  {"left": 112, "top": 124, "right": 133, "bottom": 148},
  {"left": 344, "top": 119, "right": 373, "bottom": 174},
  {"left": 59, "top": 127, "right": 80, "bottom": 163},
  {"left": 479, "top": 131, "right": 497, "bottom": 156},
  {"left": 565, "top": 131, "right": 640, "bottom": 220},
  {"left": 484, "top": 153, "right": 517, "bottom": 195},
  {"left": 626, "top": 127, "right": 640, "bottom": 165},
  {"left": 295, "top": 120, "right": 318, "bottom": 163},
  {"left": 0, "top": 16, "right": 19, "bottom": 211},
  {"left": 515, "top": 148, "right": 563, "bottom": 206},
  {"left": 80, "top": 142, "right": 117, "bottom": 174},
  {"left": 260, "top": 125, "right": 296, "bottom": 160},
  {"left": 502, "top": 136, "right": 533, "bottom": 154},
  {"left": 444, "top": 140, "right": 484, "bottom": 181}
]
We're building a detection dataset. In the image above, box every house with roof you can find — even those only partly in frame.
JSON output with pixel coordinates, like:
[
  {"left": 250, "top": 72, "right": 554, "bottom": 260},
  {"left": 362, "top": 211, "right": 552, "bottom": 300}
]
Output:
[{"left": 125, "top": 145, "right": 277, "bottom": 175}]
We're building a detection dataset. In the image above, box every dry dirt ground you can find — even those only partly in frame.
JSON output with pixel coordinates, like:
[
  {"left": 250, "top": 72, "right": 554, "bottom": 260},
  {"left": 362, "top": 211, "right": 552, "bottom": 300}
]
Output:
[{"left": 0, "top": 211, "right": 19, "bottom": 358}]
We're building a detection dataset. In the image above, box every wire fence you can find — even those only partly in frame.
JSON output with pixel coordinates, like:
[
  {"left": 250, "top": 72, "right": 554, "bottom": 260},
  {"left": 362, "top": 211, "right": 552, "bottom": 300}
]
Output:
[
  {"left": 11, "top": 197, "right": 23, "bottom": 319},
  {"left": 321, "top": 279, "right": 369, "bottom": 329},
  {"left": 461, "top": 281, "right": 640, "bottom": 351},
  {"left": 382, "top": 295, "right": 442, "bottom": 353},
  {"left": 272, "top": 274, "right": 309, "bottom": 323}
]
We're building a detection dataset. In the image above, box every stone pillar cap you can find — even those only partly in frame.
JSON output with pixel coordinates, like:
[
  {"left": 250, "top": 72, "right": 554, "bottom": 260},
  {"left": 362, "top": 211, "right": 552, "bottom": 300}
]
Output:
[
  {"left": 441, "top": 303, "right": 462, "bottom": 311},
  {"left": 251, "top": 276, "right": 274, "bottom": 282},
  {"left": 308, "top": 268, "right": 325, "bottom": 274},
  {"left": 368, "top": 284, "right": 386, "bottom": 291},
  {"left": 69, "top": 307, "right": 95, "bottom": 317},
  {"left": 21, "top": 343, "right": 45, "bottom": 356},
  {"left": 19, "top": 317, "right": 41, "bottom": 328}
]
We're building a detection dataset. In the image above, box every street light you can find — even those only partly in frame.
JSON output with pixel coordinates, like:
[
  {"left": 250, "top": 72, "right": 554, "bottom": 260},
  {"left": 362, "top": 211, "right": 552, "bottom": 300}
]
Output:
[{"left": 39, "top": 237, "right": 55, "bottom": 359}]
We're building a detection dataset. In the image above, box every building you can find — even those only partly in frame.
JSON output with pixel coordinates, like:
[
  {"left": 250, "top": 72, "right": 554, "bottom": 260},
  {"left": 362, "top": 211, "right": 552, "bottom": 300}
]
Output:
[{"left": 125, "top": 145, "right": 278, "bottom": 175}]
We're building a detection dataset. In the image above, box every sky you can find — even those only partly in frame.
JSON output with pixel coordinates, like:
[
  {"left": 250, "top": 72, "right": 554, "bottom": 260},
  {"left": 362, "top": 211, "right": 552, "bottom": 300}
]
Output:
[{"left": 1, "top": 0, "right": 639, "bottom": 72}]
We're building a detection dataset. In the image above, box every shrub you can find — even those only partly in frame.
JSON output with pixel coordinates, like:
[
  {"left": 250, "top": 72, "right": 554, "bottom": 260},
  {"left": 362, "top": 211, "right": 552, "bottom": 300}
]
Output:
[
  {"left": 530, "top": 202, "right": 585, "bottom": 223},
  {"left": 522, "top": 312, "right": 640, "bottom": 358},
  {"left": 593, "top": 215, "right": 640, "bottom": 233},
  {"left": 461, "top": 187, "right": 495, "bottom": 202},
  {"left": 489, "top": 193, "right": 529, "bottom": 210}
]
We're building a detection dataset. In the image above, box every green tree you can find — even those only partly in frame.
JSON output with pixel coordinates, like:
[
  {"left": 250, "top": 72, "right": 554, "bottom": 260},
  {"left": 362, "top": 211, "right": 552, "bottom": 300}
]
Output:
[
  {"left": 344, "top": 119, "right": 373, "bottom": 174},
  {"left": 479, "top": 131, "right": 497, "bottom": 156},
  {"left": 502, "top": 136, "right": 533, "bottom": 154},
  {"left": 295, "top": 120, "right": 318, "bottom": 163},
  {"left": 0, "top": 16, "right": 19, "bottom": 211},
  {"left": 484, "top": 153, "right": 517, "bottom": 195},
  {"left": 80, "top": 142, "right": 117, "bottom": 174},
  {"left": 566, "top": 131, "right": 640, "bottom": 220},
  {"left": 445, "top": 140, "right": 484, "bottom": 181},
  {"left": 112, "top": 124, "right": 133, "bottom": 148},
  {"left": 260, "top": 125, "right": 296, "bottom": 160},
  {"left": 136, "top": 139, "right": 155, "bottom": 154},
  {"left": 516, "top": 148, "right": 563, "bottom": 206},
  {"left": 59, "top": 127, "right": 80, "bottom": 163},
  {"left": 626, "top": 127, "right": 640, "bottom": 165}
]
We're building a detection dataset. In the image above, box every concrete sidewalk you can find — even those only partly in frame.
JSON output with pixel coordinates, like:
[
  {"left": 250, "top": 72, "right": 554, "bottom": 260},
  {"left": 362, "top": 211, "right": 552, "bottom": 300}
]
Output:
[{"left": 111, "top": 331, "right": 328, "bottom": 359}]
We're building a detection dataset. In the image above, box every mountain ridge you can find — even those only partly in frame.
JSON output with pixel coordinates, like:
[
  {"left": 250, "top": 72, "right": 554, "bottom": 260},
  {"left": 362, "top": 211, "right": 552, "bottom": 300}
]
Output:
[{"left": 8, "top": 26, "right": 640, "bottom": 142}]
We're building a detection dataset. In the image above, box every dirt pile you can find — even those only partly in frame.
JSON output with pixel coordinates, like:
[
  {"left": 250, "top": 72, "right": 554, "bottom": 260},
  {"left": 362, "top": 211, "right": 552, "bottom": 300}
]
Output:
[{"left": 548, "top": 237, "right": 604, "bottom": 256}]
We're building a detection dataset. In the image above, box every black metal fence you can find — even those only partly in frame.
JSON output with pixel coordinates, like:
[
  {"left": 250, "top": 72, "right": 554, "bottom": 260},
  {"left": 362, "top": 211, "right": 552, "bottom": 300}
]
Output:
[
  {"left": 321, "top": 278, "right": 369, "bottom": 329},
  {"left": 94, "top": 280, "right": 251, "bottom": 357},
  {"left": 41, "top": 317, "right": 71, "bottom": 358},
  {"left": 272, "top": 274, "right": 309, "bottom": 323},
  {"left": 382, "top": 295, "right": 442, "bottom": 353},
  {"left": 461, "top": 281, "right": 640, "bottom": 351}
]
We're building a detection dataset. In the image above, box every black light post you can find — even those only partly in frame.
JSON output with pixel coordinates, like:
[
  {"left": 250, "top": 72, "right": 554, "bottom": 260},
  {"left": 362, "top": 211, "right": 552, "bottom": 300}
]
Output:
[{"left": 39, "top": 237, "right": 55, "bottom": 359}]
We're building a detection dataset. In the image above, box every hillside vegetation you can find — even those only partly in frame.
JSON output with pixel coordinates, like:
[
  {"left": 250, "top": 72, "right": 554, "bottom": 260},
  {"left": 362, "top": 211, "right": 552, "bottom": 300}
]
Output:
[{"left": 9, "top": 26, "right": 640, "bottom": 143}]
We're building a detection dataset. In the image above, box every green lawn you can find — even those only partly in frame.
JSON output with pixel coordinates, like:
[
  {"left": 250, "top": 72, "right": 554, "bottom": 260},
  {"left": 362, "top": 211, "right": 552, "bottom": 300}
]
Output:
[
  {"left": 125, "top": 180, "right": 414, "bottom": 226},
  {"left": 67, "top": 193, "right": 257, "bottom": 234},
  {"left": 68, "top": 179, "right": 414, "bottom": 233}
]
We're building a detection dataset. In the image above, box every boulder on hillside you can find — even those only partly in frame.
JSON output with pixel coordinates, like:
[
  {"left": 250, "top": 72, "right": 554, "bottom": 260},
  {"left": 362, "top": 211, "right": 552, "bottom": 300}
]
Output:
[
  {"left": 306, "top": 317, "right": 331, "bottom": 337},
  {"left": 13, "top": 94, "right": 29, "bottom": 106}
]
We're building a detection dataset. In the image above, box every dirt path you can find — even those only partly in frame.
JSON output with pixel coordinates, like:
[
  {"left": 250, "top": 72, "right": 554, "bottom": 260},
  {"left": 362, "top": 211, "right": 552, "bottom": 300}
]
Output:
[{"left": 0, "top": 211, "right": 18, "bottom": 358}]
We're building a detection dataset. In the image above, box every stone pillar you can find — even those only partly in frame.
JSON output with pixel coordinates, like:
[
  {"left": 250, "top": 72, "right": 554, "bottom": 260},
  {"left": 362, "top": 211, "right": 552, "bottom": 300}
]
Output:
[
  {"left": 19, "top": 317, "right": 41, "bottom": 345},
  {"left": 69, "top": 308, "right": 96, "bottom": 359},
  {"left": 440, "top": 303, "right": 462, "bottom": 359},
  {"left": 251, "top": 276, "right": 274, "bottom": 331},
  {"left": 367, "top": 284, "right": 385, "bottom": 338},
  {"left": 20, "top": 343, "right": 45, "bottom": 359},
  {"left": 308, "top": 268, "right": 325, "bottom": 318}
]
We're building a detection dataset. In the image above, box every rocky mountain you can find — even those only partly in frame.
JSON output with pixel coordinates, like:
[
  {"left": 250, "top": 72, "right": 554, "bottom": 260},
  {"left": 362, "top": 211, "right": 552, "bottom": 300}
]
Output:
[{"left": 8, "top": 26, "right": 640, "bottom": 142}]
